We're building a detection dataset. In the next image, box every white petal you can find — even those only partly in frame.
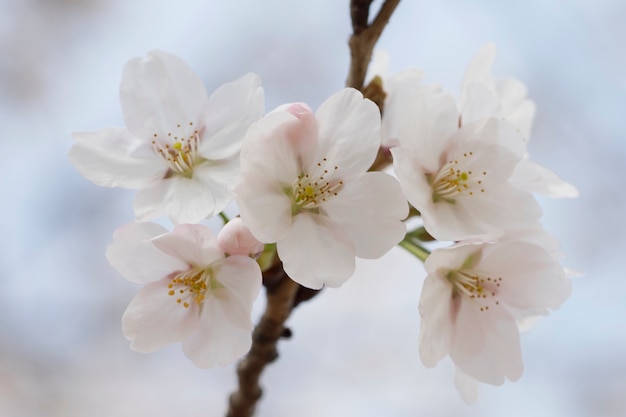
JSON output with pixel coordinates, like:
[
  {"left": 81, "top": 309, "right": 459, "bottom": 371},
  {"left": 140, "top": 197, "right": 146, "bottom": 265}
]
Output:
[
  {"left": 314, "top": 88, "right": 380, "bottom": 176},
  {"left": 454, "top": 185, "right": 542, "bottom": 240},
  {"left": 214, "top": 256, "right": 262, "bottom": 322},
  {"left": 277, "top": 213, "right": 355, "bottom": 289},
  {"left": 150, "top": 224, "right": 223, "bottom": 267},
  {"left": 479, "top": 241, "right": 572, "bottom": 312},
  {"left": 397, "top": 86, "right": 459, "bottom": 173},
  {"left": 181, "top": 297, "right": 252, "bottom": 367},
  {"left": 106, "top": 222, "right": 187, "bottom": 284},
  {"left": 365, "top": 49, "right": 390, "bottom": 83},
  {"left": 459, "top": 82, "right": 501, "bottom": 125},
  {"left": 511, "top": 158, "right": 579, "bottom": 198},
  {"left": 454, "top": 368, "right": 480, "bottom": 404},
  {"left": 460, "top": 117, "right": 526, "bottom": 159},
  {"left": 69, "top": 129, "right": 165, "bottom": 189},
  {"left": 451, "top": 298, "right": 524, "bottom": 385},
  {"left": 121, "top": 50, "right": 209, "bottom": 140},
  {"left": 322, "top": 172, "right": 407, "bottom": 258},
  {"left": 199, "top": 73, "right": 265, "bottom": 160},
  {"left": 122, "top": 279, "right": 194, "bottom": 352},
  {"left": 239, "top": 110, "right": 304, "bottom": 184},
  {"left": 134, "top": 176, "right": 217, "bottom": 224},
  {"left": 380, "top": 68, "right": 424, "bottom": 146},
  {"left": 391, "top": 147, "right": 435, "bottom": 216},
  {"left": 496, "top": 77, "right": 536, "bottom": 139},
  {"left": 418, "top": 274, "right": 455, "bottom": 367},
  {"left": 235, "top": 176, "right": 294, "bottom": 243},
  {"left": 460, "top": 43, "right": 497, "bottom": 106}
]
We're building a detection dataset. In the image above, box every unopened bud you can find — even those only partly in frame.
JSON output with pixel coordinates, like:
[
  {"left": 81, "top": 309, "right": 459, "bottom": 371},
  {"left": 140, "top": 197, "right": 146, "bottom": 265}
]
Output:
[{"left": 217, "top": 218, "right": 264, "bottom": 257}]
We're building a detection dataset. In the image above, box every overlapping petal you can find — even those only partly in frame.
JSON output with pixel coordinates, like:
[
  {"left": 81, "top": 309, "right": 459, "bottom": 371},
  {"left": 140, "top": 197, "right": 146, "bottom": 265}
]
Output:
[
  {"left": 323, "top": 172, "right": 407, "bottom": 258},
  {"left": 277, "top": 213, "right": 355, "bottom": 289},
  {"left": 418, "top": 236, "right": 571, "bottom": 387},
  {"left": 69, "top": 128, "right": 165, "bottom": 189},
  {"left": 106, "top": 222, "right": 186, "bottom": 284},
  {"left": 109, "top": 223, "right": 262, "bottom": 368},
  {"left": 121, "top": 50, "right": 209, "bottom": 140}
]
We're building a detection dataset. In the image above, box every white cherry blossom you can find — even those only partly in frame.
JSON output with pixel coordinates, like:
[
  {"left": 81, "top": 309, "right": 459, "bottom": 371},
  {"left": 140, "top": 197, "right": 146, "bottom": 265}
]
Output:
[
  {"left": 418, "top": 235, "right": 572, "bottom": 386},
  {"left": 460, "top": 43, "right": 578, "bottom": 198},
  {"left": 106, "top": 222, "right": 262, "bottom": 368},
  {"left": 69, "top": 50, "right": 264, "bottom": 224},
  {"left": 391, "top": 85, "right": 542, "bottom": 241},
  {"left": 235, "top": 89, "right": 408, "bottom": 289}
]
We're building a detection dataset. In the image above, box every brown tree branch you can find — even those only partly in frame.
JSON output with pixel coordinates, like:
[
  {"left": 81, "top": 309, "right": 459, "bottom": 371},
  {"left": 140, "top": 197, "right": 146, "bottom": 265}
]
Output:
[
  {"left": 346, "top": 0, "right": 402, "bottom": 90},
  {"left": 226, "top": 264, "right": 300, "bottom": 417}
]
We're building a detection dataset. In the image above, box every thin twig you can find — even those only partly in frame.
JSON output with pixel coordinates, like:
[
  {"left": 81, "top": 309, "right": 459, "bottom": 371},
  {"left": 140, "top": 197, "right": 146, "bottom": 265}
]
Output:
[{"left": 346, "top": 0, "right": 402, "bottom": 90}]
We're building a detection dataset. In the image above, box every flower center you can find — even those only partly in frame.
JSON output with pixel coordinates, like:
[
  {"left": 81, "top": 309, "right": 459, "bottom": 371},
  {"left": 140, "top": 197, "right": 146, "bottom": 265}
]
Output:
[
  {"left": 447, "top": 269, "right": 502, "bottom": 312},
  {"left": 291, "top": 158, "right": 343, "bottom": 210},
  {"left": 429, "top": 151, "right": 486, "bottom": 203},
  {"left": 167, "top": 266, "right": 223, "bottom": 309},
  {"left": 152, "top": 122, "right": 203, "bottom": 178}
]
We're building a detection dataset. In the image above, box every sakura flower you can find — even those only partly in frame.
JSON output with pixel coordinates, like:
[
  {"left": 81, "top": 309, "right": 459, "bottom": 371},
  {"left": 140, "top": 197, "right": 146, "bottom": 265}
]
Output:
[
  {"left": 391, "top": 85, "right": 542, "bottom": 241},
  {"left": 460, "top": 43, "right": 578, "bottom": 198},
  {"left": 106, "top": 222, "right": 262, "bottom": 368},
  {"left": 69, "top": 50, "right": 264, "bottom": 224},
  {"left": 418, "top": 236, "right": 571, "bottom": 385},
  {"left": 235, "top": 89, "right": 408, "bottom": 289}
]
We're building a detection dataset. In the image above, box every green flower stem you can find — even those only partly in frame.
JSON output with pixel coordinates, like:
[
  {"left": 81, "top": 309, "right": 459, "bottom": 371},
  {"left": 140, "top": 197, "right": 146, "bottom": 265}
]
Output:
[
  {"left": 399, "top": 236, "right": 431, "bottom": 262},
  {"left": 218, "top": 211, "right": 231, "bottom": 225}
]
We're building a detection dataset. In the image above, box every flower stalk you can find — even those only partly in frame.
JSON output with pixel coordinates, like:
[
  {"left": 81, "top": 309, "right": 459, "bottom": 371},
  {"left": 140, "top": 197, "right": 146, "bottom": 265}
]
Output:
[{"left": 398, "top": 235, "right": 431, "bottom": 262}]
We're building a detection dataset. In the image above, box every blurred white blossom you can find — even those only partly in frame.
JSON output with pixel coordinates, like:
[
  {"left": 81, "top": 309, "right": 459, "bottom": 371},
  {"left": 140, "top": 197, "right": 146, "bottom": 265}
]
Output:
[
  {"left": 418, "top": 234, "right": 571, "bottom": 388},
  {"left": 391, "top": 85, "right": 541, "bottom": 241},
  {"left": 69, "top": 50, "right": 264, "bottom": 224}
]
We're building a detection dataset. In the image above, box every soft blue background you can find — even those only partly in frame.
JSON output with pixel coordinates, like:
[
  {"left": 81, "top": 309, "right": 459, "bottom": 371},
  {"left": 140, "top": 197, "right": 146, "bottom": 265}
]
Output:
[{"left": 1, "top": 0, "right": 624, "bottom": 416}]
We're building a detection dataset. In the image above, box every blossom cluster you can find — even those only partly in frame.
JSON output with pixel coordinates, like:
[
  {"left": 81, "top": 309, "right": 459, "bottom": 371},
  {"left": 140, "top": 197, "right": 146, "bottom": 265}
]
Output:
[{"left": 69, "top": 46, "right": 575, "bottom": 401}]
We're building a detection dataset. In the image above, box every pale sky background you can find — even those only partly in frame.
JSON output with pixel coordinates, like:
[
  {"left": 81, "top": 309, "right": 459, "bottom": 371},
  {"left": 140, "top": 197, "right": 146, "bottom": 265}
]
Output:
[{"left": 0, "top": 0, "right": 624, "bottom": 416}]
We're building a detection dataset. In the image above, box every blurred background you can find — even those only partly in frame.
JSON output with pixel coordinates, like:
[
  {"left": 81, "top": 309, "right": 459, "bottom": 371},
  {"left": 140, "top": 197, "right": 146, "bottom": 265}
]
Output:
[{"left": 0, "top": 0, "right": 624, "bottom": 416}]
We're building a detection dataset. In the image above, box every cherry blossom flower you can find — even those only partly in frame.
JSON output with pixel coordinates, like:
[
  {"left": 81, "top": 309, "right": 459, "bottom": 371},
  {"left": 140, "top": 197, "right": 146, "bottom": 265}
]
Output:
[
  {"left": 460, "top": 43, "right": 578, "bottom": 198},
  {"left": 69, "top": 50, "right": 264, "bottom": 224},
  {"left": 391, "top": 85, "right": 542, "bottom": 241},
  {"left": 418, "top": 235, "right": 572, "bottom": 386},
  {"left": 106, "top": 222, "right": 262, "bottom": 368},
  {"left": 235, "top": 89, "right": 408, "bottom": 289}
]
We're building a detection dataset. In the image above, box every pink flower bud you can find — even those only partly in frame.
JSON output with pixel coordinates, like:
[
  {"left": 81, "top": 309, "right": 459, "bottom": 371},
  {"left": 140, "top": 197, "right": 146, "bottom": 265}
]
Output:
[{"left": 218, "top": 218, "right": 264, "bottom": 257}]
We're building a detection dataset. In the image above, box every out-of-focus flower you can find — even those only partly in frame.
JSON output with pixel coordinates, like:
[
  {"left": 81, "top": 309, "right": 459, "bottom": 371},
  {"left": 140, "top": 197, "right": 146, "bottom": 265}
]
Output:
[
  {"left": 235, "top": 89, "right": 408, "bottom": 289},
  {"left": 69, "top": 50, "right": 264, "bottom": 224},
  {"left": 391, "top": 85, "right": 541, "bottom": 241},
  {"left": 106, "top": 222, "right": 262, "bottom": 368},
  {"left": 460, "top": 43, "right": 578, "bottom": 198},
  {"left": 418, "top": 235, "right": 571, "bottom": 386},
  {"left": 365, "top": 50, "right": 424, "bottom": 147},
  {"left": 218, "top": 217, "right": 264, "bottom": 257}
]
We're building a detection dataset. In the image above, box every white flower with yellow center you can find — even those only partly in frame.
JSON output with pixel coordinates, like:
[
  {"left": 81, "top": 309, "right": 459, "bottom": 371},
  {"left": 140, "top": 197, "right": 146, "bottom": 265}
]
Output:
[
  {"left": 391, "top": 85, "right": 542, "bottom": 241},
  {"left": 235, "top": 89, "right": 408, "bottom": 289},
  {"left": 418, "top": 236, "right": 571, "bottom": 386},
  {"left": 106, "top": 222, "right": 262, "bottom": 368},
  {"left": 69, "top": 50, "right": 264, "bottom": 224},
  {"left": 460, "top": 43, "right": 578, "bottom": 198}
]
